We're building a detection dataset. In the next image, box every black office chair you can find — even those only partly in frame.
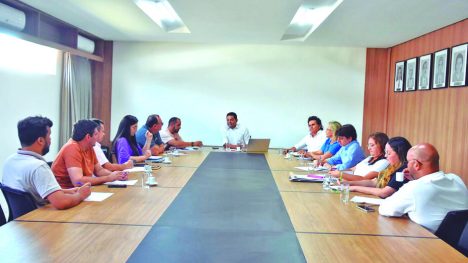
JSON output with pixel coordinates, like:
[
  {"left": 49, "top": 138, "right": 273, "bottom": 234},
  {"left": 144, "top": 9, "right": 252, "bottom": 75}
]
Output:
[
  {"left": 0, "top": 184, "right": 37, "bottom": 220},
  {"left": 435, "top": 209, "right": 468, "bottom": 257},
  {"left": 101, "top": 145, "right": 112, "bottom": 161},
  {"left": 0, "top": 203, "right": 7, "bottom": 226},
  {"left": 458, "top": 223, "right": 468, "bottom": 256}
]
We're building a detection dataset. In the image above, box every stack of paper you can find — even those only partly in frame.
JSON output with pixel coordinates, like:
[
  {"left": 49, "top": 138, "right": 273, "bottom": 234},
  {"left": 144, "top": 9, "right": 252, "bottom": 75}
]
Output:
[
  {"left": 289, "top": 173, "right": 324, "bottom": 182},
  {"left": 147, "top": 156, "right": 164, "bottom": 163}
]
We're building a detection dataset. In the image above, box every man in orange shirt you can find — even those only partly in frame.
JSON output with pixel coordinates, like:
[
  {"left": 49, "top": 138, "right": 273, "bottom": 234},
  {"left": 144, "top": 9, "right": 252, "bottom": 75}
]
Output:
[{"left": 52, "top": 119, "right": 127, "bottom": 188}]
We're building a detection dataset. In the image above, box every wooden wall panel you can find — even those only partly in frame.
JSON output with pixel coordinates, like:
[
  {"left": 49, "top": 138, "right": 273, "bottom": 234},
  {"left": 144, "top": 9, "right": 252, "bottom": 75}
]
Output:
[
  {"left": 364, "top": 19, "right": 468, "bottom": 184},
  {"left": 92, "top": 41, "right": 113, "bottom": 146},
  {"left": 362, "top": 48, "right": 390, "bottom": 154}
]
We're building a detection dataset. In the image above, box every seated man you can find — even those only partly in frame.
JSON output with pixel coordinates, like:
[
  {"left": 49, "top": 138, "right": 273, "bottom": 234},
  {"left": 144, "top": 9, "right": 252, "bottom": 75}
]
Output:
[
  {"left": 223, "top": 112, "right": 250, "bottom": 149},
  {"left": 160, "top": 117, "right": 203, "bottom": 148},
  {"left": 324, "top": 124, "right": 365, "bottom": 170},
  {"left": 379, "top": 143, "right": 468, "bottom": 233},
  {"left": 52, "top": 119, "right": 127, "bottom": 188},
  {"left": 286, "top": 116, "right": 327, "bottom": 153},
  {"left": 2, "top": 116, "right": 90, "bottom": 209},
  {"left": 91, "top": 118, "right": 133, "bottom": 171},
  {"left": 136, "top": 114, "right": 165, "bottom": 155}
]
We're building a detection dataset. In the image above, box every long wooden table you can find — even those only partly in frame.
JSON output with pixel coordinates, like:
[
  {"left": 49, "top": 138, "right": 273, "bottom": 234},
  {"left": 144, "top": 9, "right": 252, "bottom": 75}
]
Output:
[{"left": 0, "top": 148, "right": 466, "bottom": 262}]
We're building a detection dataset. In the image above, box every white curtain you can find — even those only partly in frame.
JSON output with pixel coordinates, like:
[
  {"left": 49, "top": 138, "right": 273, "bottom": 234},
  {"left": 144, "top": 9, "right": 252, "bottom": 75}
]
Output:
[{"left": 59, "top": 53, "right": 92, "bottom": 147}]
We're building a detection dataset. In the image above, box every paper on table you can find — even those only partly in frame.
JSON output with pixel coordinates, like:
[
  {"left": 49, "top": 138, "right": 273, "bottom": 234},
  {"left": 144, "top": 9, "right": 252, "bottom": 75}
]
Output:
[
  {"left": 148, "top": 156, "right": 164, "bottom": 160},
  {"left": 124, "top": 167, "right": 146, "bottom": 173},
  {"left": 104, "top": 180, "right": 138, "bottom": 186},
  {"left": 84, "top": 192, "right": 113, "bottom": 202},
  {"left": 350, "top": 196, "right": 383, "bottom": 205},
  {"left": 169, "top": 152, "right": 187, "bottom": 156},
  {"left": 289, "top": 173, "right": 324, "bottom": 182},
  {"left": 313, "top": 166, "right": 328, "bottom": 172},
  {"left": 295, "top": 166, "right": 312, "bottom": 171},
  {"left": 180, "top": 147, "right": 200, "bottom": 151},
  {"left": 294, "top": 166, "right": 328, "bottom": 172}
]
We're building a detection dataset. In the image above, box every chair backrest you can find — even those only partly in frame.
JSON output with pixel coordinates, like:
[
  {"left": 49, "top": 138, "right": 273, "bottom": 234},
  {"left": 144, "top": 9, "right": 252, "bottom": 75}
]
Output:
[
  {"left": 0, "top": 184, "right": 37, "bottom": 220},
  {"left": 458, "top": 223, "right": 468, "bottom": 256},
  {"left": 0, "top": 203, "right": 7, "bottom": 226},
  {"left": 101, "top": 145, "right": 112, "bottom": 161},
  {"left": 435, "top": 209, "right": 468, "bottom": 256}
]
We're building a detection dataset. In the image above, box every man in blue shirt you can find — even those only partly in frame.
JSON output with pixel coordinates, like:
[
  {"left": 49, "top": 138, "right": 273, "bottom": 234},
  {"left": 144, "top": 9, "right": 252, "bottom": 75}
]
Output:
[
  {"left": 136, "top": 114, "right": 165, "bottom": 155},
  {"left": 325, "top": 124, "right": 365, "bottom": 170}
]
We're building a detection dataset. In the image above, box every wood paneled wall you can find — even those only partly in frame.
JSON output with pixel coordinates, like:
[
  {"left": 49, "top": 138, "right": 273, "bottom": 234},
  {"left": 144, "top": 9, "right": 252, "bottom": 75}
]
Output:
[
  {"left": 363, "top": 19, "right": 468, "bottom": 184},
  {"left": 92, "top": 41, "right": 113, "bottom": 146}
]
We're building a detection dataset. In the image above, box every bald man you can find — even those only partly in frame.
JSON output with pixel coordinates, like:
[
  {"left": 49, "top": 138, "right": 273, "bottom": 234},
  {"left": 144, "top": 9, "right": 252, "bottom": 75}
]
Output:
[{"left": 379, "top": 143, "right": 468, "bottom": 233}]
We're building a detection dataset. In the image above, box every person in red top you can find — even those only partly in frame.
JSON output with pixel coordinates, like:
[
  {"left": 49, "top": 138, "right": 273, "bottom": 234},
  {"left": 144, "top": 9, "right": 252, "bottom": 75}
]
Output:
[{"left": 52, "top": 119, "right": 127, "bottom": 188}]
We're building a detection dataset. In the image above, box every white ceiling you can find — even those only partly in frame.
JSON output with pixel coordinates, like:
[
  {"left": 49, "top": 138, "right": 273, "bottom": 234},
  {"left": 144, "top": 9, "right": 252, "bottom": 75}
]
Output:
[{"left": 19, "top": 0, "right": 468, "bottom": 48}]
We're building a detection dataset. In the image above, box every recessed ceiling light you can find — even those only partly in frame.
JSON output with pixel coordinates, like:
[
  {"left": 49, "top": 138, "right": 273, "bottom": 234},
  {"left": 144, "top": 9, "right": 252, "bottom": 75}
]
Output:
[
  {"left": 282, "top": 0, "right": 343, "bottom": 41},
  {"left": 134, "top": 0, "right": 190, "bottom": 33}
]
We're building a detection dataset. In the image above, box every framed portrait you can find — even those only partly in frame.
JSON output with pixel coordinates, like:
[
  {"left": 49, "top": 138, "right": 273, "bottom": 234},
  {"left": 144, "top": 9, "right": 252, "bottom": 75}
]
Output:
[
  {"left": 405, "top": 58, "right": 417, "bottom": 91},
  {"left": 394, "top": 61, "right": 405, "bottom": 92},
  {"left": 449, "top": 43, "right": 468, "bottom": 87},
  {"left": 432, "top": 49, "right": 448, "bottom": 89},
  {"left": 418, "top": 54, "right": 431, "bottom": 90}
]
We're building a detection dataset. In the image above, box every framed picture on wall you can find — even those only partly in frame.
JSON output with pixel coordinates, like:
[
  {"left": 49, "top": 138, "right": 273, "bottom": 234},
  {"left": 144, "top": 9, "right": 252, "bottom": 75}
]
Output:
[
  {"left": 394, "top": 61, "right": 405, "bottom": 92},
  {"left": 418, "top": 54, "right": 431, "bottom": 90},
  {"left": 449, "top": 43, "right": 467, "bottom": 87},
  {"left": 405, "top": 58, "right": 417, "bottom": 91},
  {"left": 433, "top": 49, "right": 448, "bottom": 89}
]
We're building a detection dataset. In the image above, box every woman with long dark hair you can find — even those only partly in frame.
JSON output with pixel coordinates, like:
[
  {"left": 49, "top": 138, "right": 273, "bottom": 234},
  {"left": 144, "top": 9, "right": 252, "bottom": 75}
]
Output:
[
  {"left": 347, "top": 136, "right": 412, "bottom": 198},
  {"left": 112, "top": 115, "right": 152, "bottom": 164}
]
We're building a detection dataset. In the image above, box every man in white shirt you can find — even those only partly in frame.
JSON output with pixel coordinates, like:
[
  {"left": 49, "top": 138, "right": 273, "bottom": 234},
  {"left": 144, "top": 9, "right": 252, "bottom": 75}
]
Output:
[
  {"left": 286, "top": 116, "right": 327, "bottom": 153},
  {"left": 2, "top": 116, "right": 90, "bottom": 209},
  {"left": 160, "top": 117, "right": 203, "bottom": 149},
  {"left": 91, "top": 119, "right": 133, "bottom": 171},
  {"left": 223, "top": 112, "right": 250, "bottom": 149},
  {"left": 379, "top": 143, "right": 468, "bottom": 233}
]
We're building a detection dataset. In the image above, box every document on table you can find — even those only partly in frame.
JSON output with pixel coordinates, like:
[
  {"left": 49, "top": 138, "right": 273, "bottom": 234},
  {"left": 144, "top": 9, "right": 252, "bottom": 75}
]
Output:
[
  {"left": 180, "top": 147, "right": 200, "bottom": 151},
  {"left": 289, "top": 173, "right": 324, "bottom": 182},
  {"left": 295, "top": 166, "right": 312, "bottom": 171},
  {"left": 104, "top": 180, "right": 138, "bottom": 186},
  {"left": 124, "top": 167, "right": 146, "bottom": 173},
  {"left": 169, "top": 152, "right": 187, "bottom": 156},
  {"left": 294, "top": 166, "right": 328, "bottom": 172},
  {"left": 84, "top": 192, "right": 113, "bottom": 202},
  {"left": 350, "top": 196, "right": 383, "bottom": 205}
]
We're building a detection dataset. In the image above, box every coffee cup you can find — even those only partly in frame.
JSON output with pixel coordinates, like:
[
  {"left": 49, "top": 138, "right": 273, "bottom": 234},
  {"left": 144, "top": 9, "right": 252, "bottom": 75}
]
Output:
[
  {"left": 396, "top": 172, "right": 404, "bottom": 182},
  {"left": 146, "top": 176, "right": 157, "bottom": 185}
]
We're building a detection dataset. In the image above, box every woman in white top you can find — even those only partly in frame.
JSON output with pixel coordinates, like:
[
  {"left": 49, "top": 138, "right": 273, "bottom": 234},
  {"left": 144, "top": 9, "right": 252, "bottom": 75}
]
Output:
[{"left": 330, "top": 132, "right": 389, "bottom": 181}]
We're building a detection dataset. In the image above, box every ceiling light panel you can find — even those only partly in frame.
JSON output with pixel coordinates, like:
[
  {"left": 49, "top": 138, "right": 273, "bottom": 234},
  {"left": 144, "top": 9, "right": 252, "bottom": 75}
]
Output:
[
  {"left": 282, "top": 0, "right": 343, "bottom": 41},
  {"left": 134, "top": 0, "right": 190, "bottom": 33}
]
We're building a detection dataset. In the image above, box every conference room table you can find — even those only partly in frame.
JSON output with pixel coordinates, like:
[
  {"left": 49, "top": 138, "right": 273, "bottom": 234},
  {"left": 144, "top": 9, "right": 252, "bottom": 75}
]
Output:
[{"left": 0, "top": 148, "right": 466, "bottom": 262}]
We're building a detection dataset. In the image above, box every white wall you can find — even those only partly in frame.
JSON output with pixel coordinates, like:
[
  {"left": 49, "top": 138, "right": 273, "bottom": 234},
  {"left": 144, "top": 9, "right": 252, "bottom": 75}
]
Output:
[
  {"left": 112, "top": 42, "right": 366, "bottom": 148},
  {"left": 0, "top": 36, "right": 62, "bottom": 220},
  {"left": 0, "top": 44, "right": 62, "bottom": 169}
]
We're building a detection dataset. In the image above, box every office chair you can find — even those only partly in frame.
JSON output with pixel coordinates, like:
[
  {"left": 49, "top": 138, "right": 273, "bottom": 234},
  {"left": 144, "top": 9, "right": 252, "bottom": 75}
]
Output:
[
  {"left": 458, "top": 223, "right": 468, "bottom": 256},
  {"left": 101, "top": 145, "right": 112, "bottom": 161},
  {"left": 435, "top": 209, "right": 468, "bottom": 257},
  {"left": 0, "top": 184, "right": 37, "bottom": 220},
  {"left": 0, "top": 203, "right": 6, "bottom": 226}
]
